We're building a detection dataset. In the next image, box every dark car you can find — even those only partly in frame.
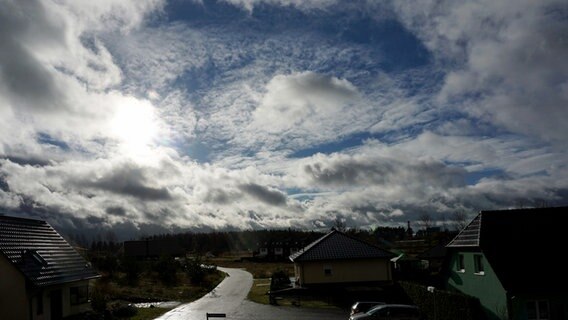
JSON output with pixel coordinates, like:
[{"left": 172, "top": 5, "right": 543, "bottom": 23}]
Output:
[
  {"left": 350, "top": 301, "right": 386, "bottom": 315},
  {"left": 349, "top": 304, "right": 421, "bottom": 320}
]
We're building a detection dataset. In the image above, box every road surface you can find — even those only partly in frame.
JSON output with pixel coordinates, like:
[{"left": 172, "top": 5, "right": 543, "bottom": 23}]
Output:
[{"left": 155, "top": 267, "right": 347, "bottom": 320}]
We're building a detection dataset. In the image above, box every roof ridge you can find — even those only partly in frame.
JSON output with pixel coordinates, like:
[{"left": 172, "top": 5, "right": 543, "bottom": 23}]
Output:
[
  {"left": 0, "top": 214, "right": 47, "bottom": 224},
  {"left": 446, "top": 212, "right": 481, "bottom": 247},
  {"left": 338, "top": 230, "right": 392, "bottom": 252},
  {"left": 289, "top": 229, "right": 337, "bottom": 261}
]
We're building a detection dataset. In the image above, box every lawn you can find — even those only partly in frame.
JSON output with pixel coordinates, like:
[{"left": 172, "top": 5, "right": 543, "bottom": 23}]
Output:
[
  {"left": 213, "top": 255, "right": 340, "bottom": 310},
  {"left": 211, "top": 256, "right": 294, "bottom": 278},
  {"left": 90, "top": 267, "right": 226, "bottom": 319}
]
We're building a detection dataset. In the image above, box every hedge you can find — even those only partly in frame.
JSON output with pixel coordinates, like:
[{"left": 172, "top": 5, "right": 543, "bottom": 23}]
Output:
[{"left": 398, "top": 281, "right": 481, "bottom": 320}]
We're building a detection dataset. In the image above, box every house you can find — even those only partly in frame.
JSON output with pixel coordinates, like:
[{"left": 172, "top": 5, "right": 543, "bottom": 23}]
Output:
[
  {"left": 0, "top": 215, "right": 100, "bottom": 320},
  {"left": 417, "top": 243, "right": 448, "bottom": 275},
  {"left": 445, "top": 207, "right": 568, "bottom": 320},
  {"left": 253, "top": 240, "right": 305, "bottom": 261},
  {"left": 123, "top": 239, "right": 184, "bottom": 259},
  {"left": 289, "top": 228, "right": 394, "bottom": 287}
]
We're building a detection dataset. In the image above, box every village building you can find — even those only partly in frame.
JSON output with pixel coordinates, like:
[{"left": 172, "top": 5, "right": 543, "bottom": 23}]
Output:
[
  {"left": 289, "top": 228, "right": 394, "bottom": 287},
  {"left": 0, "top": 215, "right": 100, "bottom": 320},
  {"left": 445, "top": 207, "right": 568, "bottom": 320}
]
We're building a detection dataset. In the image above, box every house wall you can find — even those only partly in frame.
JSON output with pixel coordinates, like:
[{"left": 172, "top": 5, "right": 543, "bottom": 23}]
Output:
[
  {"left": 510, "top": 293, "right": 568, "bottom": 320},
  {"left": 446, "top": 251, "right": 507, "bottom": 320},
  {"left": 0, "top": 254, "right": 29, "bottom": 320},
  {"left": 29, "top": 280, "right": 92, "bottom": 320},
  {"left": 297, "top": 258, "right": 391, "bottom": 285}
]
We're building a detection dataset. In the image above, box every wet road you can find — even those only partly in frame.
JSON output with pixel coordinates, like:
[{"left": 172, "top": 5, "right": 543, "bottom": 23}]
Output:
[{"left": 155, "top": 267, "right": 347, "bottom": 320}]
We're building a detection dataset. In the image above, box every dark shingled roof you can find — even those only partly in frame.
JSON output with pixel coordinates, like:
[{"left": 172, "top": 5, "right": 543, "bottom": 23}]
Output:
[
  {"left": 289, "top": 229, "right": 394, "bottom": 262},
  {"left": 446, "top": 206, "right": 567, "bottom": 294},
  {"left": 0, "top": 215, "right": 100, "bottom": 287}
]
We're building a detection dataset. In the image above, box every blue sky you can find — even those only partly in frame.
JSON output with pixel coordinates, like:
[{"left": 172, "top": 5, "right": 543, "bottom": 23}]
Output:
[{"left": 0, "top": 0, "right": 567, "bottom": 238}]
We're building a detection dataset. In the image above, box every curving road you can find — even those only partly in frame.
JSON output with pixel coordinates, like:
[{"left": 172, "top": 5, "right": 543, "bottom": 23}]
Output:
[{"left": 155, "top": 267, "right": 347, "bottom": 320}]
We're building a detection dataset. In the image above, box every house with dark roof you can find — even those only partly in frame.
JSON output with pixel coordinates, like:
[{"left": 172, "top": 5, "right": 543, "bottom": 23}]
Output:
[
  {"left": 0, "top": 215, "right": 100, "bottom": 320},
  {"left": 289, "top": 229, "right": 394, "bottom": 287},
  {"left": 445, "top": 207, "right": 568, "bottom": 320}
]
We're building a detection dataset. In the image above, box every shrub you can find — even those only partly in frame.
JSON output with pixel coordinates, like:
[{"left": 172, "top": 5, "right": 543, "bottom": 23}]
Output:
[
  {"left": 398, "top": 281, "right": 481, "bottom": 320},
  {"left": 109, "top": 301, "right": 138, "bottom": 318},
  {"left": 121, "top": 258, "right": 142, "bottom": 286},
  {"left": 153, "top": 255, "right": 179, "bottom": 286},
  {"left": 90, "top": 281, "right": 110, "bottom": 313},
  {"left": 185, "top": 256, "right": 206, "bottom": 285},
  {"left": 270, "top": 270, "right": 291, "bottom": 291}
]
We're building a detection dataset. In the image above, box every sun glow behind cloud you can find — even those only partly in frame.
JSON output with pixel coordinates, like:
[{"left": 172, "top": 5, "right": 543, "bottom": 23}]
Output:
[
  {"left": 110, "top": 97, "right": 160, "bottom": 160},
  {"left": 0, "top": 0, "right": 567, "bottom": 239}
]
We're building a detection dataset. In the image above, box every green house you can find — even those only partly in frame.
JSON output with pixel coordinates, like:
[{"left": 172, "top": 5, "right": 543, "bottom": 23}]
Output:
[{"left": 445, "top": 207, "right": 568, "bottom": 320}]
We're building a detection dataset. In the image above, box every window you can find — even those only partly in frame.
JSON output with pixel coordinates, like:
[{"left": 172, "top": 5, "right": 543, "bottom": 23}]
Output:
[
  {"left": 456, "top": 254, "right": 465, "bottom": 272},
  {"left": 527, "top": 300, "right": 550, "bottom": 320},
  {"left": 474, "top": 254, "right": 484, "bottom": 275},
  {"left": 324, "top": 265, "right": 332, "bottom": 276},
  {"left": 70, "top": 285, "right": 89, "bottom": 305}
]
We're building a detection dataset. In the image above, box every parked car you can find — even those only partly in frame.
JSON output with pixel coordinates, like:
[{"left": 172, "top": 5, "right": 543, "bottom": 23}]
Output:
[
  {"left": 350, "top": 301, "right": 386, "bottom": 315},
  {"left": 349, "top": 304, "right": 421, "bottom": 320}
]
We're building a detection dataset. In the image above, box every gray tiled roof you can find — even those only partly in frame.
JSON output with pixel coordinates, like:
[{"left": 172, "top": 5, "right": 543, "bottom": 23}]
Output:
[
  {"left": 289, "top": 229, "right": 394, "bottom": 262},
  {"left": 446, "top": 213, "right": 481, "bottom": 247},
  {"left": 0, "top": 215, "right": 100, "bottom": 287}
]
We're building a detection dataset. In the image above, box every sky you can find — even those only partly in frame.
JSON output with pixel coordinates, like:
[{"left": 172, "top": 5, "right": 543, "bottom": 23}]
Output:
[{"left": 1, "top": 0, "right": 567, "bottom": 239}]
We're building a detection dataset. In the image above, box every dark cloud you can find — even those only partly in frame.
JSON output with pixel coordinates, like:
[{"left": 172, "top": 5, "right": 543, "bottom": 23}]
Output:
[
  {"left": 238, "top": 183, "right": 287, "bottom": 206},
  {"left": 1, "top": 156, "right": 51, "bottom": 167},
  {"left": 106, "top": 206, "right": 127, "bottom": 217},
  {"left": 203, "top": 188, "right": 236, "bottom": 204},
  {"left": 86, "top": 215, "right": 106, "bottom": 225},
  {"left": 75, "top": 163, "right": 172, "bottom": 201},
  {"left": 304, "top": 155, "right": 466, "bottom": 188},
  {"left": 0, "top": 0, "right": 66, "bottom": 112},
  {"left": 0, "top": 174, "right": 9, "bottom": 192}
]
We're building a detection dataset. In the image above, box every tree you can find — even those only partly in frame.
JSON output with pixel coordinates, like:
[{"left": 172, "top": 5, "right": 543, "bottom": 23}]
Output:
[
  {"left": 333, "top": 216, "right": 347, "bottom": 232},
  {"left": 452, "top": 211, "right": 469, "bottom": 231},
  {"left": 419, "top": 213, "right": 433, "bottom": 230},
  {"left": 440, "top": 213, "right": 448, "bottom": 232}
]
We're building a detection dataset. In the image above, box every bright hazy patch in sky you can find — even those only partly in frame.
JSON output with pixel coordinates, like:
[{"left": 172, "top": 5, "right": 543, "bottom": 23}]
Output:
[{"left": 0, "top": 0, "right": 566, "bottom": 239}]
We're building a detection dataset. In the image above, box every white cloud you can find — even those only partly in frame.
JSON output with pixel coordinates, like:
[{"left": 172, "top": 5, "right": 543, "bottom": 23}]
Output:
[
  {"left": 251, "top": 71, "right": 359, "bottom": 133},
  {"left": 221, "top": 0, "right": 339, "bottom": 12},
  {"left": 393, "top": 0, "right": 568, "bottom": 144}
]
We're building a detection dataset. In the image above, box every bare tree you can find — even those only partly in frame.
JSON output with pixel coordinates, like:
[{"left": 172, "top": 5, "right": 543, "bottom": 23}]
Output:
[
  {"left": 419, "top": 213, "right": 433, "bottom": 230},
  {"left": 440, "top": 213, "right": 448, "bottom": 232},
  {"left": 333, "top": 216, "right": 347, "bottom": 232},
  {"left": 452, "top": 211, "right": 469, "bottom": 231}
]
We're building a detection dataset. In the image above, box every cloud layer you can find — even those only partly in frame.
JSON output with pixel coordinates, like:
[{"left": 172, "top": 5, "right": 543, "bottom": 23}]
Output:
[{"left": 1, "top": 0, "right": 567, "bottom": 239}]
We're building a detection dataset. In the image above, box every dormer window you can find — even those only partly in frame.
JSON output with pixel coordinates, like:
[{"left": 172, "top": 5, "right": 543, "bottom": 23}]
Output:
[{"left": 23, "top": 249, "right": 49, "bottom": 267}]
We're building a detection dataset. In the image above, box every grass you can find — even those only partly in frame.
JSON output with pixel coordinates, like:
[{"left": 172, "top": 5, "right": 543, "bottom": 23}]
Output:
[
  {"left": 214, "top": 256, "right": 339, "bottom": 309},
  {"left": 247, "top": 278, "right": 271, "bottom": 304},
  {"left": 89, "top": 267, "right": 226, "bottom": 319},
  {"left": 102, "top": 270, "right": 225, "bottom": 302},
  {"left": 129, "top": 307, "right": 174, "bottom": 320},
  {"left": 211, "top": 257, "right": 294, "bottom": 278}
]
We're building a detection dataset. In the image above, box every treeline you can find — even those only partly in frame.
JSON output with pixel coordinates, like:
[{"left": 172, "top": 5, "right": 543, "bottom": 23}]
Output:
[
  {"left": 73, "top": 225, "right": 452, "bottom": 256},
  {"left": 144, "top": 229, "right": 326, "bottom": 255}
]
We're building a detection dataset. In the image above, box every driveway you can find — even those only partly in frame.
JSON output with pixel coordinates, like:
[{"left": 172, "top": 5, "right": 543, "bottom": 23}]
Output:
[{"left": 155, "top": 267, "right": 347, "bottom": 320}]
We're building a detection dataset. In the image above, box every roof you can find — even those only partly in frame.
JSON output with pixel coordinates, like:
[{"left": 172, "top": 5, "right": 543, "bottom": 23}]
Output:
[
  {"left": 446, "top": 213, "right": 481, "bottom": 247},
  {"left": 446, "top": 206, "right": 567, "bottom": 294},
  {"left": 417, "top": 243, "right": 447, "bottom": 260},
  {"left": 0, "top": 215, "right": 100, "bottom": 287},
  {"left": 289, "top": 229, "right": 394, "bottom": 262}
]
